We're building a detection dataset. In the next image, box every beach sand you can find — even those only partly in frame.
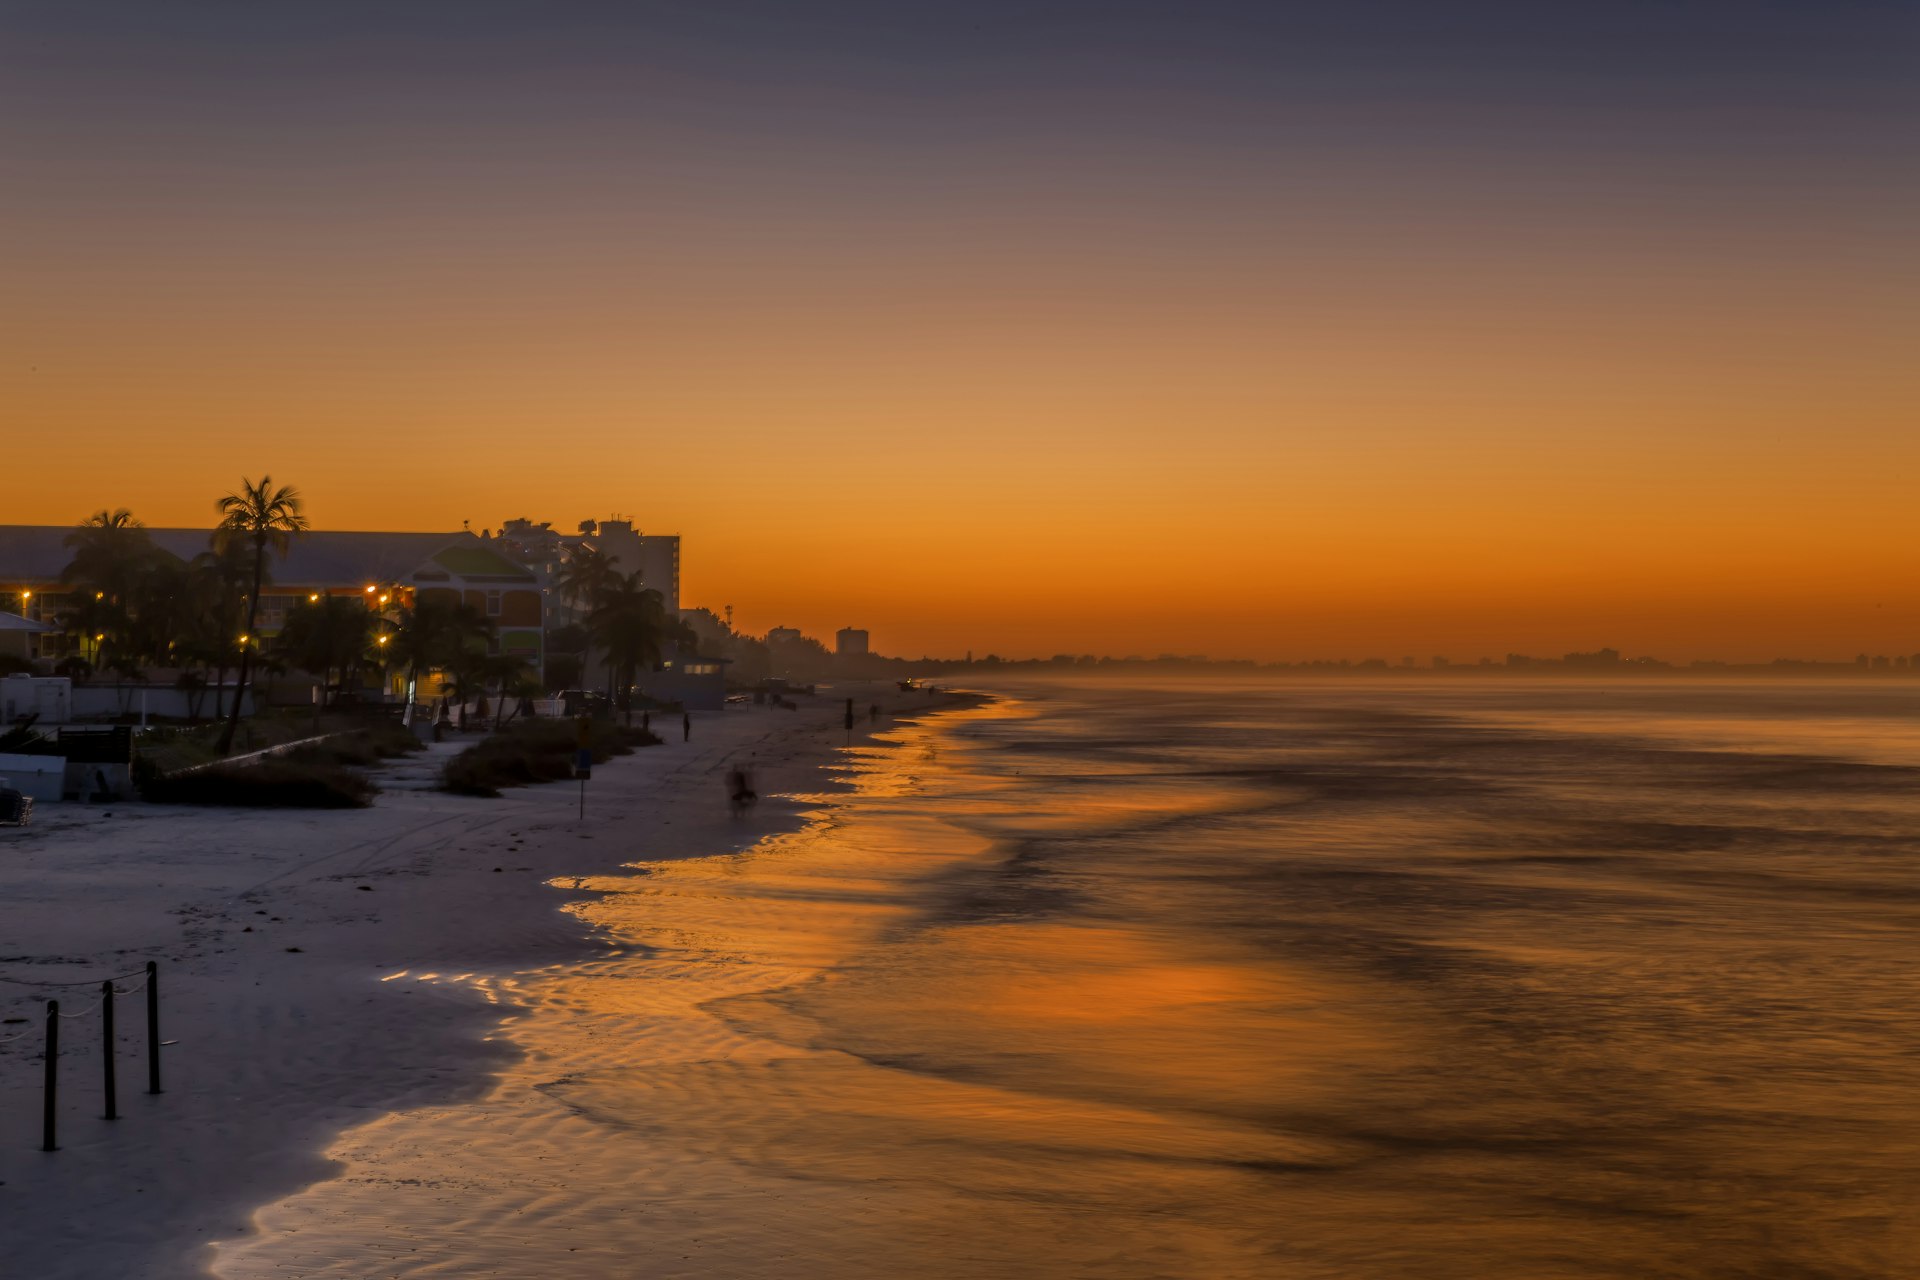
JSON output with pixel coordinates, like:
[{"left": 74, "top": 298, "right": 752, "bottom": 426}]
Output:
[{"left": 0, "top": 684, "right": 952, "bottom": 1279}]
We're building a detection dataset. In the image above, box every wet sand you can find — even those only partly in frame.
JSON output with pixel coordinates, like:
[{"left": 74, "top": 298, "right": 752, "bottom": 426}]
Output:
[
  {"left": 0, "top": 685, "right": 943, "bottom": 1279},
  {"left": 211, "top": 678, "right": 1920, "bottom": 1279}
]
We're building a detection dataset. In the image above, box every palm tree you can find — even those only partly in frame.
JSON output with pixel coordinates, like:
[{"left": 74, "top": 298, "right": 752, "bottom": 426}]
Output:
[
  {"left": 554, "top": 545, "right": 620, "bottom": 694},
  {"left": 187, "top": 541, "right": 254, "bottom": 719},
  {"left": 586, "top": 570, "right": 666, "bottom": 726},
  {"left": 484, "top": 652, "right": 531, "bottom": 730},
  {"left": 386, "top": 597, "right": 494, "bottom": 721},
  {"left": 280, "top": 595, "right": 375, "bottom": 704},
  {"left": 213, "top": 476, "right": 309, "bottom": 753},
  {"left": 60, "top": 508, "right": 159, "bottom": 675}
]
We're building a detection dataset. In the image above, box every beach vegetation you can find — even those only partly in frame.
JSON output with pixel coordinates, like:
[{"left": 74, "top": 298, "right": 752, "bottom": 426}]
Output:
[
  {"left": 279, "top": 594, "right": 376, "bottom": 704},
  {"left": 141, "top": 758, "right": 377, "bottom": 808},
  {"left": 213, "top": 476, "right": 310, "bottom": 754},
  {"left": 441, "top": 717, "right": 658, "bottom": 797},
  {"left": 386, "top": 596, "right": 494, "bottom": 712},
  {"left": 585, "top": 569, "right": 667, "bottom": 725}
]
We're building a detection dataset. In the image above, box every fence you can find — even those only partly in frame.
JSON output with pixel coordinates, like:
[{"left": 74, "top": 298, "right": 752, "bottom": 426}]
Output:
[{"left": 0, "top": 961, "right": 164, "bottom": 1151}]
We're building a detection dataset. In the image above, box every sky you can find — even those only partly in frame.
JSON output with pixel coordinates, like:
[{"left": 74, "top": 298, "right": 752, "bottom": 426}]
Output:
[{"left": 3, "top": 1, "right": 1915, "bottom": 662}]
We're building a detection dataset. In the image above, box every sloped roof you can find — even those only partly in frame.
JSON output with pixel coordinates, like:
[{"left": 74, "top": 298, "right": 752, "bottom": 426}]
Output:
[
  {"left": 427, "top": 543, "right": 536, "bottom": 580},
  {"left": 0, "top": 526, "right": 502, "bottom": 588},
  {"left": 0, "top": 612, "right": 52, "bottom": 632}
]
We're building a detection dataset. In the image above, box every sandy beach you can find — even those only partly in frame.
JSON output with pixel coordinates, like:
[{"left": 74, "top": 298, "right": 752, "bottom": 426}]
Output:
[{"left": 0, "top": 684, "right": 957, "bottom": 1279}]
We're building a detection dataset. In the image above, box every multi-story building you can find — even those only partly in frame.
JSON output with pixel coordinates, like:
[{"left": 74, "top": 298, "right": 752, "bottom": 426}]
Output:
[{"left": 836, "top": 627, "right": 870, "bottom": 656}]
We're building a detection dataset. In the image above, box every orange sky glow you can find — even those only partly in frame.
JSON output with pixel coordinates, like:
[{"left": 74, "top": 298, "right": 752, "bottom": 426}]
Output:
[{"left": 3, "top": 6, "right": 1914, "bottom": 663}]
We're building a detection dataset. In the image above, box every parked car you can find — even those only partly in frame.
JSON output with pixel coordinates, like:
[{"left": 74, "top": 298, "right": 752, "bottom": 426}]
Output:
[
  {"left": 0, "top": 778, "right": 31, "bottom": 826},
  {"left": 559, "top": 689, "right": 612, "bottom": 717}
]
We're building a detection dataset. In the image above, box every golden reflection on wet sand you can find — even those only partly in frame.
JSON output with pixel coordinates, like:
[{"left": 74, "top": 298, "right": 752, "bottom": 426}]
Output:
[{"left": 214, "top": 685, "right": 1920, "bottom": 1278}]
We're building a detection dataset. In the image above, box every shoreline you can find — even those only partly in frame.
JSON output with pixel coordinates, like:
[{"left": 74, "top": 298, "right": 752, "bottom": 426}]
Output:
[{"left": 0, "top": 683, "right": 976, "bottom": 1280}]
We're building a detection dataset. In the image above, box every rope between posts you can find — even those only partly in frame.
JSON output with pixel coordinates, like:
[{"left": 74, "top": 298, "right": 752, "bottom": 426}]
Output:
[
  {"left": 54, "top": 998, "right": 104, "bottom": 1021},
  {"left": 0, "top": 1027, "right": 37, "bottom": 1044},
  {"left": 0, "top": 968, "right": 151, "bottom": 989}
]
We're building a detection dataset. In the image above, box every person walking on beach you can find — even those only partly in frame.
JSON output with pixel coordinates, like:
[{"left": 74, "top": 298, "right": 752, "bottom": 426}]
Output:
[
  {"left": 642, "top": 710, "right": 651, "bottom": 734},
  {"left": 682, "top": 711, "right": 692, "bottom": 742}
]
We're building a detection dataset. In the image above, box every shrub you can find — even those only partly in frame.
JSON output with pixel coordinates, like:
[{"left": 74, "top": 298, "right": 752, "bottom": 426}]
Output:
[
  {"left": 443, "top": 719, "right": 658, "bottom": 797},
  {"left": 284, "top": 725, "right": 424, "bottom": 769},
  {"left": 142, "top": 760, "right": 377, "bottom": 809}
]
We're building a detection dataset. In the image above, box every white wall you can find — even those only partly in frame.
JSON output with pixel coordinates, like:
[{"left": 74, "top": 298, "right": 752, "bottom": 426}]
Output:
[{"left": 0, "top": 753, "right": 64, "bottom": 803}]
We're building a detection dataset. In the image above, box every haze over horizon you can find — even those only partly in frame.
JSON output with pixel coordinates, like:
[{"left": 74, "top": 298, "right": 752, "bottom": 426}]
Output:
[{"left": 5, "top": 2, "right": 1914, "bottom": 662}]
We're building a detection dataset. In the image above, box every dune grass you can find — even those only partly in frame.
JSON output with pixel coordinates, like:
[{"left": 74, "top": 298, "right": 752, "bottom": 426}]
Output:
[
  {"left": 443, "top": 718, "right": 659, "bottom": 797},
  {"left": 141, "top": 759, "right": 378, "bottom": 809}
]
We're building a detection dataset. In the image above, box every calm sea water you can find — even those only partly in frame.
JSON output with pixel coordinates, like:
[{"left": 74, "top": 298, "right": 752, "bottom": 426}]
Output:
[{"left": 219, "top": 679, "right": 1920, "bottom": 1279}]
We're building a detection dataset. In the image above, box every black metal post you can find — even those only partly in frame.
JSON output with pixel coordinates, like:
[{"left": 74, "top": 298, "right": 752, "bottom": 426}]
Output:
[
  {"left": 146, "top": 961, "right": 162, "bottom": 1095},
  {"left": 42, "top": 999, "right": 58, "bottom": 1152},
  {"left": 101, "top": 980, "right": 117, "bottom": 1120}
]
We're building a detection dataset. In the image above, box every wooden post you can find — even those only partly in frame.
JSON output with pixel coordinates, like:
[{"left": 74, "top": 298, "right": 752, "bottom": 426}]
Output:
[
  {"left": 101, "top": 980, "right": 117, "bottom": 1120},
  {"left": 146, "top": 961, "right": 162, "bottom": 1095},
  {"left": 41, "top": 999, "right": 58, "bottom": 1152}
]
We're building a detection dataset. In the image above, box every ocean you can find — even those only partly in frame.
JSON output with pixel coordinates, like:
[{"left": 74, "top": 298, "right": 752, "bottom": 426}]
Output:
[{"left": 215, "top": 678, "right": 1920, "bottom": 1278}]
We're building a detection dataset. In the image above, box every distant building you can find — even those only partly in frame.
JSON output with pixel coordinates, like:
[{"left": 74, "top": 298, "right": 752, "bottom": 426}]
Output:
[
  {"left": 767, "top": 626, "right": 803, "bottom": 645},
  {"left": 836, "top": 627, "right": 870, "bottom": 656},
  {"left": 634, "top": 656, "right": 730, "bottom": 712},
  {"left": 580, "top": 519, "right": 680, "bottom": 615}
]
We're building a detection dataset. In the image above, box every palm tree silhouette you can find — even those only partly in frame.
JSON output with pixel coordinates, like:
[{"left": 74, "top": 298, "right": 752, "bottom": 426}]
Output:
[
  {"left": 587, "top": 570, "right": 666, "bottom": 726},
  {"left": 554, "top": 544, "right": 620, "bottom": 695},
  {"left": 214, "top": 476, "right": 309, "bottom": 754},
  {"left": 387, "top": 597, "right": 493, "bottom": 720}
]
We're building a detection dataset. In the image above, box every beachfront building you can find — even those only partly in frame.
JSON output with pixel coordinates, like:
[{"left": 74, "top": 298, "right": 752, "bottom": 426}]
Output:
[
  {"left": 836, "top": 627, "right": 870, "bottom": 656},
  {"left": 0, "top": 526, "right": 545, "bottom": 681},
  {"left": 633, "top": 656, "right": 731, "bottom": 712},
  {"left": 0, "top": 612, "right": 53, "bottom": 666},
  {"left": 497, "top": 517, "right": 681, "bottom": 622}
]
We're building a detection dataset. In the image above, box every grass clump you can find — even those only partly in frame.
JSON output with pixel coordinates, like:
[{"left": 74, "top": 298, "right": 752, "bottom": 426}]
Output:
[
  {"left": 284, "top": 724, "right": 424, "bottom": 769},
  {"left": 141, "top": 760, "right": 377, "bottom": 809},
  {"left": 443, "top": 719, "right": 659, "bottom": 797}
]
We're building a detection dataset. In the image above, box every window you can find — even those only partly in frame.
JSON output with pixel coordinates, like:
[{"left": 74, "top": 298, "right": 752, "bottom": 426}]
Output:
[{"left": 485, "top": 590, "right": 502, "bottom": 617}]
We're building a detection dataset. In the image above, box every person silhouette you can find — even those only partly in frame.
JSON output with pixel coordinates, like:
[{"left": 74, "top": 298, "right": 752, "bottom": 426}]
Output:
[{"left": 682, "top": 712, "right": 691, "bottom": 742}]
